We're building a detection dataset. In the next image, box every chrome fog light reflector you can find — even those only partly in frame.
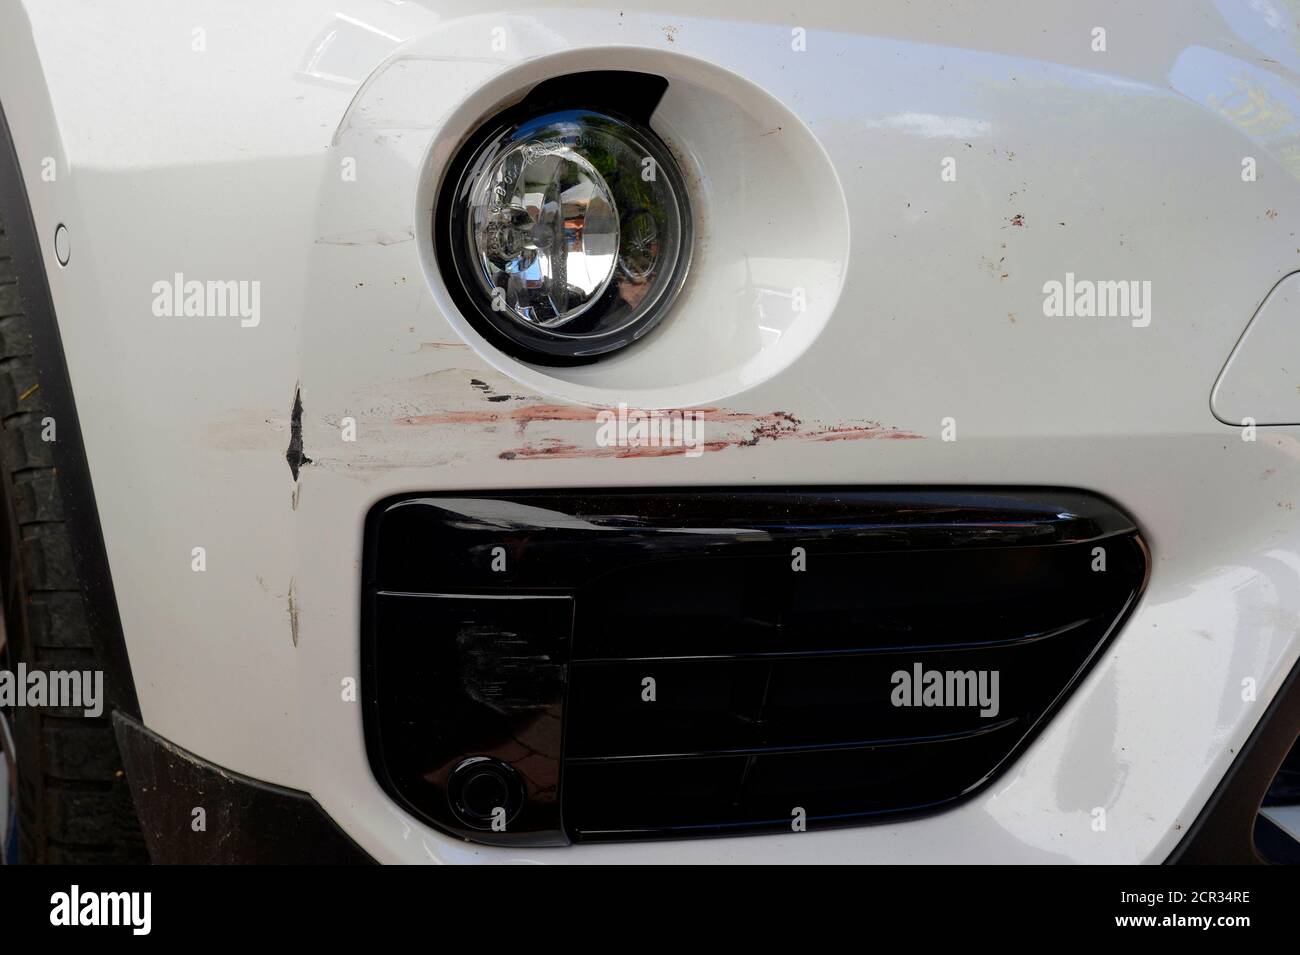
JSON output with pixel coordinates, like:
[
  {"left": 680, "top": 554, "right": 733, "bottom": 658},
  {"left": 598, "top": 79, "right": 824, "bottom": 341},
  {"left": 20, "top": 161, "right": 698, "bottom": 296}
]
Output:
[
  {"left": 469, "top": 140, "right": 620, "bottom": 328},
  {"left": 442, "top": 108, "right": 691, "bottom": 362}
]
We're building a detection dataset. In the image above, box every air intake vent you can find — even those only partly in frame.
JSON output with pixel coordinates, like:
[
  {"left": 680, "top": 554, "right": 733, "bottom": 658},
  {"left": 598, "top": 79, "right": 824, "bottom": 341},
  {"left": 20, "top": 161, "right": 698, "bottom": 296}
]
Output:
[{"left": 362, "top": 489, "right": 1147, "bottom": 845}]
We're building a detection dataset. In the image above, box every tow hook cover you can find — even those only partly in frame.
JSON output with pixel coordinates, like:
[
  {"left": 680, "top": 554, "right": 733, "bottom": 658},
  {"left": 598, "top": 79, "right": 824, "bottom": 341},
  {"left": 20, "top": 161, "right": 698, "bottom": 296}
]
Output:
[{"left": 1212, "top": 272, "right": 1300, "bottom": 426}]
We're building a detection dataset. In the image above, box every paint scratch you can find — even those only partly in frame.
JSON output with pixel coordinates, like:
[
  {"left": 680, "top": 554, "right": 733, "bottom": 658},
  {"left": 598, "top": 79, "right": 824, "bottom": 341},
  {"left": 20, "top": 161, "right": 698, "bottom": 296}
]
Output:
[
  {"left": 315, "top": 227, "right": 414, "bottom": 246},
  {"left": 287, "top": 578, "right": 299, "bottom": 648},
  {"left": 394, "top": 381, "right": 923, "bottom": 460}
]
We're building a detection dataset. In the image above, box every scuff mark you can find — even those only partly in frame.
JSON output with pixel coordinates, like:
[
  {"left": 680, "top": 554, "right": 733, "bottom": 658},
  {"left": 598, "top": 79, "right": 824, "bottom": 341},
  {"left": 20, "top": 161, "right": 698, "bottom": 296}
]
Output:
[
  {"left": 468, "top": 377, "right": 527, "bottom": 403},
  {"left": 807, "top": 425, "right": 920, "bottom": 442},
  {"left": 204, "top": 409, "right": 284, "bottom": 451},
  {"left": 500, "top": 440, "right": 730, "bottom": 460},
  {"left": 399, "top": 409, "right": 509, "bottom": 426},
  {"left": 395, "top": 390, "right": 922, "bottom": 460},
  {"left": 287, "top": 578, "right": 299, "bottom": 648},
  {"left": 315, "top": 227, "right": 414, "bottom": 246},
  {"left": 495, "top": 414, "right": 919, "bottom": 460},
  {"left": 316, "top": 369, "right": 922, "bottom": 474}
]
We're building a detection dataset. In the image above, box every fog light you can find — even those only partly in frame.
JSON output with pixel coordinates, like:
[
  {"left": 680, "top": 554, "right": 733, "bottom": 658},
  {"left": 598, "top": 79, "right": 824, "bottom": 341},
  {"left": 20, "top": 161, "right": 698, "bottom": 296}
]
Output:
[{"left": 442, "top": 109, "right": 691, "bottom": 362}]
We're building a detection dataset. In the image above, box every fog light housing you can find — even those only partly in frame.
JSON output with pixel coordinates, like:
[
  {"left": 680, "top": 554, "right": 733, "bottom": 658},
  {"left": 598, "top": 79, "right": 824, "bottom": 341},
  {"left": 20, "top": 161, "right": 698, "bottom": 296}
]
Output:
[{"left": 440, "top": 108, "right": 692, "bottom": 363}]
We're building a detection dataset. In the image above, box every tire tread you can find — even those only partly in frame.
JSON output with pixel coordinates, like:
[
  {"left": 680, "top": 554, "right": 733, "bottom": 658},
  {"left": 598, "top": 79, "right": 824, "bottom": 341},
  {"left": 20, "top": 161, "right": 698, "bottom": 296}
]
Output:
[{"left": 0, "top": 223, "right": 147, "bottom": 863}]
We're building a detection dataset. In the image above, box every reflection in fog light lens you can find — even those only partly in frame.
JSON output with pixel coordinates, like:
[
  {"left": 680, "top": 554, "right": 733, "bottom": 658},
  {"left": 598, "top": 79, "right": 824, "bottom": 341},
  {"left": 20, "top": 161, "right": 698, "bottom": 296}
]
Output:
[
  {"left": 445, "top": 108, "right": 692, "bottom": 362},
  {"left": 470, "top": 142, "right": 620, "bottom": 328}
]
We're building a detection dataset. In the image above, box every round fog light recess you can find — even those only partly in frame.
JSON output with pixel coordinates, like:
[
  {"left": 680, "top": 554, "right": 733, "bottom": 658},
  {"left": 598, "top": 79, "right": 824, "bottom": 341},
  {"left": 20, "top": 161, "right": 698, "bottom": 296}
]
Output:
[{"left": 441, "top": 108, "right": 692, "bottom": 363}]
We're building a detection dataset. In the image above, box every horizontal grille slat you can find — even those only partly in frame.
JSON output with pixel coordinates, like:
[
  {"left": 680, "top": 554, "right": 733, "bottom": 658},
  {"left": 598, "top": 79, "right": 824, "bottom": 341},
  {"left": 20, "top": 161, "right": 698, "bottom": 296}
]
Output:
[
  {"left": 565, "top": 717, "right": 1022, "bottom": 764},
  {"left": 570, "top": 614, "right": 1102, "bottom": 663}
]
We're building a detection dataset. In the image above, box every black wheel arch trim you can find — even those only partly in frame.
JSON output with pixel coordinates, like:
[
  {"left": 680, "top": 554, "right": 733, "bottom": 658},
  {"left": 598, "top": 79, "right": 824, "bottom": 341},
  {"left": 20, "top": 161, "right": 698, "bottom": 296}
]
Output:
[{"left": 112, "top": 712, "right": 375, "bottom": 864}]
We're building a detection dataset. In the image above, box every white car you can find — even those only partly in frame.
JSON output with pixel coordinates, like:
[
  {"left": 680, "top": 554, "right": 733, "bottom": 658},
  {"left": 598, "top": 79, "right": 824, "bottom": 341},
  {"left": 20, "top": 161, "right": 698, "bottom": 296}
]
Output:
[{"left": 0, "top": 0, "right": 1297, "bottom": 865}]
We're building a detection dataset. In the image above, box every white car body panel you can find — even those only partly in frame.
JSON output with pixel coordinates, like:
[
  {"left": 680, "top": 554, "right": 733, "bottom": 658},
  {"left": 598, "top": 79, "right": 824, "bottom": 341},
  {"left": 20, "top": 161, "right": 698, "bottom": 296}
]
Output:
[{"left": 2, "top": 0, "right": 1298, "bottom": 862}]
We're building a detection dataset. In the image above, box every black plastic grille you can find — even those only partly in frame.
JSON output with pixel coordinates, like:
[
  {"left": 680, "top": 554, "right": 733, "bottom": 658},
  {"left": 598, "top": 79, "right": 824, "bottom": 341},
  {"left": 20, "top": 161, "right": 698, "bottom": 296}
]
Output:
[{"left": 362, "top": 489, "right": 1148, "bottom": 845}]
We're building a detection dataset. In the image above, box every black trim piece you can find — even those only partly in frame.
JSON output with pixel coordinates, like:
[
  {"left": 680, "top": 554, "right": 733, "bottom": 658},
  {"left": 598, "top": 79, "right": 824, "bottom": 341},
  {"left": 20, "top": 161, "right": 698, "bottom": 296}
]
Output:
[
  {"left": 1167, "top": 654, "right": 1300, "bottom": 864},
  {"left": 112, "top": 712, "right": 375, "bottom": 865},
  {"left": 522, "top": 71, "right": 669, "bottom": 126},
  {"left": 365, "top": 592, "right": 572, "bottom": 846},
  {"left": 0, "top": 102, "right": 138, "bottom": 718},
  {"left": 368, "top": 487, "right": 1139, "bottom": 596}
]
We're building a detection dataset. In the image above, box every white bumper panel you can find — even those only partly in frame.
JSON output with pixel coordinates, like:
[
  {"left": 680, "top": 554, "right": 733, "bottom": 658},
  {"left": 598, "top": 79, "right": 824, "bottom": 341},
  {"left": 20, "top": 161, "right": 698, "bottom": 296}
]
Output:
[{"left": 3, "top": 0, "right": 1299, "bottom": 862}]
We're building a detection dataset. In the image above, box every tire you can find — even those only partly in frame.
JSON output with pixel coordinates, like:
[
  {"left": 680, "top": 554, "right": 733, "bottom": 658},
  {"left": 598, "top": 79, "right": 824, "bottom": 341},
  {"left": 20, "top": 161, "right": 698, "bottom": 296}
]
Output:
[{"left": 0, "top": 221, "right": 147, "bottom": 863}]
